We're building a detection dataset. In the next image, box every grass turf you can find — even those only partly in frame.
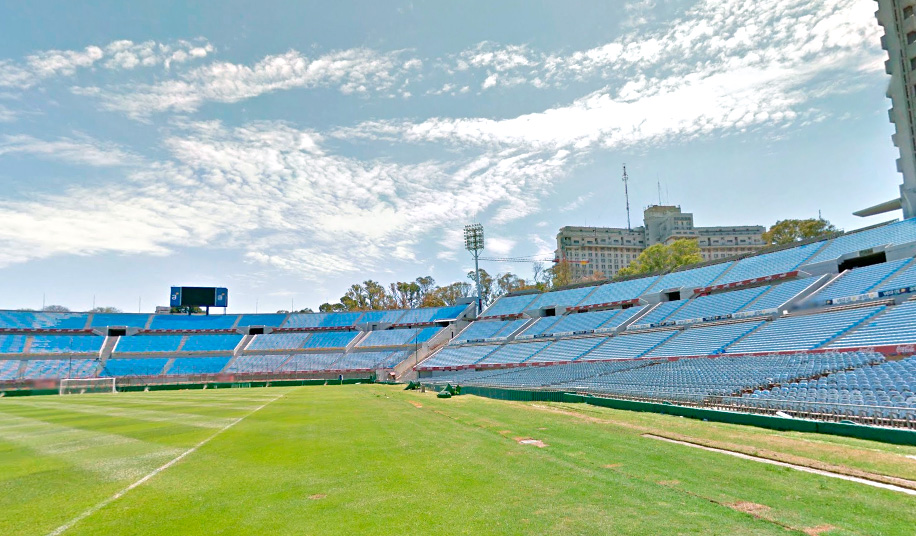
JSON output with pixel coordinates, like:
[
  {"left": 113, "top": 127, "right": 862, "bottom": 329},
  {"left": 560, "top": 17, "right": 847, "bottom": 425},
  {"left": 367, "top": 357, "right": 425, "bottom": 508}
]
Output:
[{"left": 1, "top": 384, "right": 915, "bottom": 535}]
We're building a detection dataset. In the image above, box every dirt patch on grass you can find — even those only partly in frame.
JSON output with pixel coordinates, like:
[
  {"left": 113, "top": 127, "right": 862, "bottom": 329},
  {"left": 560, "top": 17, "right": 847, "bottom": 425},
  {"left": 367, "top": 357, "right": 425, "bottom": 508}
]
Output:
[
  {"left": 308, "top": 494, "right": 326, "bottom": 500},
  {"left": 657, "top": 479, "right": 680, "bottom": 486},
  {"left": 803, "top": 525, "right": 836, "bottom": 536},
  {"left": 728, "top": 501, "right": 770, "bottom": 516},
  {"left": 514, "top": 437, "right": 548, "bottom": 448},
  {"left": 603, "top": 463, "right": 622, "bottom": 469},
  {"left": 497, "top": 430, "right": 512, "bottom": 436},
  {"left": 408, "top": 401, "right": 422, "bottom": 409}
]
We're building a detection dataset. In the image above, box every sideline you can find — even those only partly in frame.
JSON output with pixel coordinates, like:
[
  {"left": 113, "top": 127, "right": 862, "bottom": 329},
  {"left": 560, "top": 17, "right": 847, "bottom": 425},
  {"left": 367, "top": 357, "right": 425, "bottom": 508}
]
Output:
[
  {"left": 46, "top": 392, "right": 287, "bottom": 536},
  {"left": 643, "top": 433, "right": 916, "bottom": 496}
]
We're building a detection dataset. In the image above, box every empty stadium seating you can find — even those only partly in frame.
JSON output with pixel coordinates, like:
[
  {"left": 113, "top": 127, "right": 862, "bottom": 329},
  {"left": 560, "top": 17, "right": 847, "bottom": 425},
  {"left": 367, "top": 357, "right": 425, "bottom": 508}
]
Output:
[
  {"left": 734, "top": 353, "right": 912, "bottom": 420},
  {"left": 246, "top": 332, "right": 311, "bottom": 351},
  {"left": 0, "top": 359, "right": 20, "bottom": 380},
  {"left": 357, "top": 329, "right": 423, "bottom": 348},
  {"left": 477, "top": 341, "right": 550, "bottom": 365},
  {"left": 580, "top": 330, "right": 677, "bottom": 360},
  {"left": 166, "top": 357, "right": 231, "bottom": 375},
  {"left": 22, "top": 359, "right": 98, "bottom": 379},
  {"left": 664, "top": 287, "right": 768, "bottom": 322},
  {"left": 182, "top": 334, "right": 243, "bottom": 352},
  {"left": 0, "top": 335, "right": 28, "bottom": 354},
  {"left": 479, "top": 294, "right": 538, "bottom": 317},
  {"left": 0, "top": 311, "right": 88, "bottom": 330},
  {"left": 631, "top": 301, "right": 684, "bottom": 326},
  {"left": 712, "top": 242, "right": 822, "bottom": 285},
  {"left": 300, "top": 331, "right": 358, "bottom": 349},
  {"left": 114, "top": 335, "right": 184, "bottom": 354},
  {"left": 576, "top": 277, "right": 658, "bottom": 307},
  {"left": 102, "top": 358, "right": 168, "bottom": 377},
  {"left": 421, "top": 345, "right": 496, "bottom": 368},
  {"left": 803, "top": 218, "right": 916, "bottom": 265},
  {"left": 644, "top": 321, "right": 764, "bottom": 358},
  {"left": 453, "top": 319, "right": 525, "bottom": 344},
  {"left": 829, "top": 300, "right": 916, "bottom": 349},
  {"left": 528, "top": 337, "right": 604, "bottom": 363},
  {"left": 281, "top": 353, "right": 343, "bottom": 371},
  {"left": 226, "top": 354, "right": 289, "bottom": 373},
  {"left": 810, "top": 259, "right": 912, "bottom": 303},
  {"left": 725, "top": 306, "right": 884, "bottom": 354},
  {"left": 742, "top": 276, "right": 818, "bottom": 311},
  {"left": 653, "top": 262, "right": 733, "bottom": 290},
  {"left": 148, "top": 314, "right": 237, "bottom": 330}
]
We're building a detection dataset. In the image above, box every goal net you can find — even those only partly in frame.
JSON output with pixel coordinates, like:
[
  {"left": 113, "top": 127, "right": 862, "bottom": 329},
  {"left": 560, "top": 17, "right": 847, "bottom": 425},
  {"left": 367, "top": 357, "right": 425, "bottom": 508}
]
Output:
[{"left": 59, "top": 377, "right": 116, "bottom": 395}]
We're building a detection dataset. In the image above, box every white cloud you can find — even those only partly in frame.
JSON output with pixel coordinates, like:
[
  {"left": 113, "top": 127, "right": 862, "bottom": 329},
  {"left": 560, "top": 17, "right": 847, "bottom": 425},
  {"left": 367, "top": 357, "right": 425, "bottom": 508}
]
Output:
[
  {"left": 0, "top": 39, "right": 213, "bottom": 89},
  {"left": 84, "top": 48, "right": 421, "bottom": 117},
  {"left": 0, "top": 134, "right": 140, "bottom": 167},
  {"left": 0, "top": 104, "right": 16, "bottom": 123},
  {"left": 486, "top": 237, "right": 516, "bottom": 256},
  {"left": 0, "top": 121, "right": 572, "bottom": 276}
]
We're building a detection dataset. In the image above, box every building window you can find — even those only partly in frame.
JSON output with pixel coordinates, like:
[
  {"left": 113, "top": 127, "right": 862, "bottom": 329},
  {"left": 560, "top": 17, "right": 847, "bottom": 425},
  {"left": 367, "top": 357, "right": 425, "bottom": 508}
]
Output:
[
  {"left": 908, "top": 32, "right": 916, "bottom": 45},
  {"left": 906, "top": 5, "right": 914, "bottom": 18}
]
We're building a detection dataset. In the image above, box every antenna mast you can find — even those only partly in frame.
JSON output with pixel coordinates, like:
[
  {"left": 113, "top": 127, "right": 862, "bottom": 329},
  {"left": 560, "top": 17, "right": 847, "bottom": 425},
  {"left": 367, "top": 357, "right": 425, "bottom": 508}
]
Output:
[{"left": 622, "top": 164, "right": 632, "bottom": 231}]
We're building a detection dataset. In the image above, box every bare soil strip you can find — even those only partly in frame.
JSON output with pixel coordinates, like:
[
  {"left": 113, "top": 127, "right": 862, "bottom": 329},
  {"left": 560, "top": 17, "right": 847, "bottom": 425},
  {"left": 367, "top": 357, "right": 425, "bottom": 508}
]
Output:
[{"left": 643, "top": 433, "right": 916, "bottom": 496}]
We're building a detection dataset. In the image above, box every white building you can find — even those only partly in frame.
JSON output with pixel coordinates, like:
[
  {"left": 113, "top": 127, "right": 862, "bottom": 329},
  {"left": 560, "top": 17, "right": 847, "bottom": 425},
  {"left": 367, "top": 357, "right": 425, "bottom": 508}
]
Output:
[
  {"left": 555, "top": 205, "right": 765, "bottom": 280},
  {"left": 858, "top": 0, "right": 916, "bottom": 218}
]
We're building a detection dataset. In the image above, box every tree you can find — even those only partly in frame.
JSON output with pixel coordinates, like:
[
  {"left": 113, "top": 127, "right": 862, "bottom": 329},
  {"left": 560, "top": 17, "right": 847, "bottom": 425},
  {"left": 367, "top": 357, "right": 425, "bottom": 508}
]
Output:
[
  {"left": 42, "top": 305, "right": 70, "bottom": 313},
  {"left": 429, "top": 282, "right": 472, "bottom": 306},
  {"left": 170, "top": 306, "right": 203, "bottom": 314},
  {"left": 89, "top": 306, "right": 122, "bottom": 313},
  {"left": 318, "top": 302, "right": 347, "bottom": 313},
  {"left": 617, "top": 239, "right": 704, "bottom": 278},
  {"left": 494, "top": 272, "right": 529, "bottom": 297},
  {"left": 467, "top": 268, "right": 496, "bottom": 306},
  {"left": 763, "top": 218, "right": 839, "bottom": 245},
  {"left": 546, "top": 260, "right": 574, "bottom": 289}
]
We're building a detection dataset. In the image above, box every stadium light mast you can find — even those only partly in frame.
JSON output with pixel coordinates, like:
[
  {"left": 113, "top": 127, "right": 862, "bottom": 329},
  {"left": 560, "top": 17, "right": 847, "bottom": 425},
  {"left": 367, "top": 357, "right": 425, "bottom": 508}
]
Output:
[{"left": 464, "top": 223, "right": 485, "bottom": 316}]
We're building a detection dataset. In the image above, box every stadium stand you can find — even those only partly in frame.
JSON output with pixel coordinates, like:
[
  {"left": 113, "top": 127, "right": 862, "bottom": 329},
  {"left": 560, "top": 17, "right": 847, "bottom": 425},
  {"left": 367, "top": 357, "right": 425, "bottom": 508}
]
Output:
[
  {"left": 664, "top": 287, "right": 768, "bottom": 322},
  {"left": 226, "top": 354, "right": 289, "bottom": 373},
  {"left": 300, "top": 331, "right": 358, "bottom": 350},
  {"left": 246, "top": 332, "right": 311, "bottom": 351},
  {"left": 394, "top": 305, "right": 467, "bottom": 324},
  {"left": 421, "top": 345, "right": 497, "bottom": 368},
  {"left": 477, "top": 341, "right": 551, "bottom": 365},
  {"left": 653, "top": 262, "right": 732, "bottom": 290},
  {"left": 181, "top": 334, "right": 243, "bottom": 352},
  {"left": 148, "top": 314, "right": 238, "bottom": 330},
  {"left": 876, "top": 261, "right": 916, "bottom": 292},
  {"left": 89, "top": 313, "right": 150, "bottom": 328},
  {"left": 725, "top": 306, "right": 885, "bottom": 354},
  {"left": 453, "top": 319, "right": 524, "bottom": 344},
  {"left": 0, "top": 335, "right": 28, "bottom": 354},
  {"left": 644, "top": 321, "right": 764, "bottom": 358},
  {"left": 527, "top": 337, "right": 604, "bottom": 363},
  {"left": 580, "top": 330, "right": 677, "bottom": 360},
  {"left": 102, "top": 358, "right": 168, "bottom": 377},
  {"left": 741, "top": 276, "right": 819, "bottom": 311},
  {"left": 28, "top": 335, "right": 104, "bottom": 354},
  {"left": 166, "top": 357, "right": 231, "bottom": 375},
  {"left": 712, "top": 242, "right": 822, "bottom": 285},
  {"left": 22, "top": 359, "right": 98, "bottom": 379},
  {"left": 356, "top": 310, "right": 405, "bottom": 324},
  {"left": 557, "top": 352, "right": 875, "bottom": 402},
  {"left": 828, "top": 300, "right": 916, "bottom": 349},
  {"left": 526, "top": 309, "right": 621, "bottom": 336},
  {"left": 631, "top": 300, "right": 684, "bottom": 326},
  {"left": 528, "top": 286, "right": 595, "bottom": 310},
  {"left": 575, "top": 277, "right": 658, "bottom": 307},
  {"left": 0, "top": 359, "right": 20, "bottom": 380},
  {"left": 0, "top": 311, "right": 88, "bottom": 330},
  {"left": 281, "top": 353, "right": 343, "bottom": 371},
  {"left": 114, "top": 335, "right": 184, "bottom": 354},
  {"left": 809, "top": 259, "right": 912, "bottom": 303},
  {"left": 803, "top": 218, "right": 916, "bottom": 265},
  {"left": 734, "top": 353, "right": 913, "bottom": 420},
  {"left": 357, "top": 329, "right": 423, "bottom": 348},
  {"left": 479, "top": 294, "right": 538, "bottom": 317},
  {"left": 237, "top": 314, "right": 287, "bottom": 327}
]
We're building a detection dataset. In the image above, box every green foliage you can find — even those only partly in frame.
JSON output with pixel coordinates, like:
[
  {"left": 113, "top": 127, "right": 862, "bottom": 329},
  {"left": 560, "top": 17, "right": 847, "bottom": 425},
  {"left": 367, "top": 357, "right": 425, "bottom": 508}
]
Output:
[
  {"left": 169, "top": 305, "right": 203, "bottom": 314},
  {"left": 88, "top": 306, "right": 123, "bottom": 313},
  {"left": 763, "top": 218, "right": 839, "bottom": 245},
  {"left": 617, "top": 239, "right": 704, "bottom": 278}
]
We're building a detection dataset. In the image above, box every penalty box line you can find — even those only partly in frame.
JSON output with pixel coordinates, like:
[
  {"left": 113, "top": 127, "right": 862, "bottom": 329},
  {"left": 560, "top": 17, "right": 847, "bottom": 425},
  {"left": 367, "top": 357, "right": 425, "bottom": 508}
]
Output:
[{"left": 46, "top": 392, "right": 288, "bottom": 536}]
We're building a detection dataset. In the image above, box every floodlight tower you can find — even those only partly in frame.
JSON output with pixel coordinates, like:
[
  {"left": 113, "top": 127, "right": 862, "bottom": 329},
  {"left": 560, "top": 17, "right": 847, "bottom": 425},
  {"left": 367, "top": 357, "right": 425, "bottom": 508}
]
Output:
[{"left": 464, "top": 223, "right": 485, "bottom": 316}]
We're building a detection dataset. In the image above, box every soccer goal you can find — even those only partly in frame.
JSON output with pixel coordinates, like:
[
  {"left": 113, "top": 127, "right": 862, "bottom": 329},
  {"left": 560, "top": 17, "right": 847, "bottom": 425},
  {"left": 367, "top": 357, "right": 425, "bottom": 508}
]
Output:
[{"left": 59, "top": 377, "right": 116, "bottom": 395}]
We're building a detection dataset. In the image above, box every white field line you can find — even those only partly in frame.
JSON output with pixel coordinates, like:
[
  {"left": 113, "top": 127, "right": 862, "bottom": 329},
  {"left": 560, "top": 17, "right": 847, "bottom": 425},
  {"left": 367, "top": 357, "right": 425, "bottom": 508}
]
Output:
[
  {"left": 46, "top": 392, "right": 287, "bottom": 536},
  {"left": 644, "top": 434, "right": 916, "bottom": 496}
]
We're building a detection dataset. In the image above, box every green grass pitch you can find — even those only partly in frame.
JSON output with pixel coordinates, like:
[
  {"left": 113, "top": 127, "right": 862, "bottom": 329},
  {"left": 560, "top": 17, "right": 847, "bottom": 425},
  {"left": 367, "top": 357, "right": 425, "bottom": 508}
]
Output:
[{"left": 1, "top": 384, "right": 915, "bottom": 535}]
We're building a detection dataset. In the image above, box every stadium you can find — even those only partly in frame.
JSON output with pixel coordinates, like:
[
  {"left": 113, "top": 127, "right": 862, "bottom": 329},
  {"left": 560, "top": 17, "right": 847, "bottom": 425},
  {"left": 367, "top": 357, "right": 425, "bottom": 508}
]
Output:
[{"left": 4, "top": 1, "right": 916, "bottom": 535}]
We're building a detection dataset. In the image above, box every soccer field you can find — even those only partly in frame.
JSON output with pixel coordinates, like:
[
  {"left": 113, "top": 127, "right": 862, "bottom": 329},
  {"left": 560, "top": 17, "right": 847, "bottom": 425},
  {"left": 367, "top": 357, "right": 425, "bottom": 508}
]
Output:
[{"left": 1, "top": 385, "right": 915, "bottom": 535}]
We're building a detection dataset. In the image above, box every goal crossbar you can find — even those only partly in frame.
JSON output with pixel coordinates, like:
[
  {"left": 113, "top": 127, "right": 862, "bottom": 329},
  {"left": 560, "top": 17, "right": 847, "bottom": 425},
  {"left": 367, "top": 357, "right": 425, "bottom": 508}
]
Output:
[{"left": 60, "top": 377, "right": 116, "bottom": 395}]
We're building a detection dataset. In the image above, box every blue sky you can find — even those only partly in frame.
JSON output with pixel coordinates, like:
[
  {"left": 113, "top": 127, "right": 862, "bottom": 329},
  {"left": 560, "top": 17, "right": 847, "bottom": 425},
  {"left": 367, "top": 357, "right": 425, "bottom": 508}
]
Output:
[{"left": 0, "top": 0, "right": 901, "bottom": 313}]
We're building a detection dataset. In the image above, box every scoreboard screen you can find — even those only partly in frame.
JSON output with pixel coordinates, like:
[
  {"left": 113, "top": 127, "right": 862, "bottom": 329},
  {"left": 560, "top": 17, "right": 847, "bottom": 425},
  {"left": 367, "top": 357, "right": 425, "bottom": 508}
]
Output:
[{"left": 170, "top": 287, "right": 229, "bottom": 308}]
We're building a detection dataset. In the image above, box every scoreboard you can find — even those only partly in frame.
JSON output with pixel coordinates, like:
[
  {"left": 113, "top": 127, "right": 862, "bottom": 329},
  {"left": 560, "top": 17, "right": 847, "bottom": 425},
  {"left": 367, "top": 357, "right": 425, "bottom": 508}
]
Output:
[{"left": 170, "top": 287, "right": 229, "bottom": 308}]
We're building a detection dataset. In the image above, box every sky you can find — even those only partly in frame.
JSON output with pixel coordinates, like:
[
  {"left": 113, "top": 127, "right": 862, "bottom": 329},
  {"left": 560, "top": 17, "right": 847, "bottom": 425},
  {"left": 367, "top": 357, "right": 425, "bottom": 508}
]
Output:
[{"left": 0, "top": 0, "right": 903, "bottom": 313}]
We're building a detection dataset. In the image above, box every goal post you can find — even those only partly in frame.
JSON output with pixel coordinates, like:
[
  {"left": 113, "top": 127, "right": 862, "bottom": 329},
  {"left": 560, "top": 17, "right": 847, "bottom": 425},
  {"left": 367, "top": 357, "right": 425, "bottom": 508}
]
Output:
[{"left": 59, "top": 377, "right": 116, "bottom": 395}]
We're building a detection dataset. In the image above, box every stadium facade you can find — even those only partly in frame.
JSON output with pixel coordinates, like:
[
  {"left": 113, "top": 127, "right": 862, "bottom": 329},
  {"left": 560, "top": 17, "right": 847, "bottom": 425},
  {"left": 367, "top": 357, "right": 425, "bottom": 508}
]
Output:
[
  {"left": 555, "top": 205, "right": 765, "bottom": 279},
  {"left": 859, "top": 0, "right": 916, "bottom": 218}
]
